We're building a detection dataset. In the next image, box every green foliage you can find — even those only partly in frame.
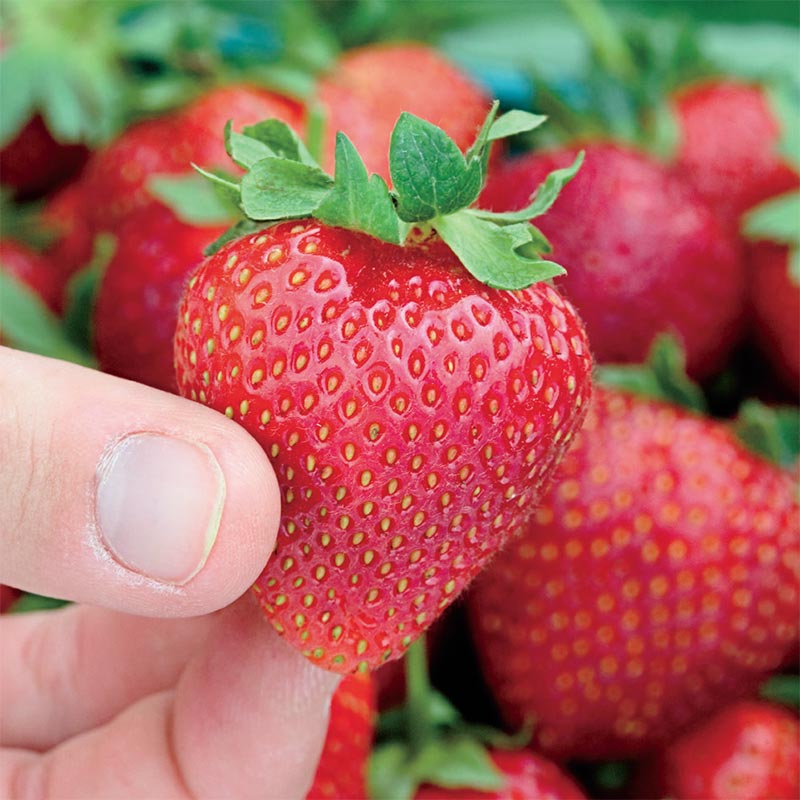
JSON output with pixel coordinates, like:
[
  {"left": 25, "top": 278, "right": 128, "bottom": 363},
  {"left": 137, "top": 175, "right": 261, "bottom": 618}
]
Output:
[
  {"left": 734, "top": 400, "right": 800, "bottom": 469},
  {"left": 743, "top": 191, "right": 800, "bottom": 245}
]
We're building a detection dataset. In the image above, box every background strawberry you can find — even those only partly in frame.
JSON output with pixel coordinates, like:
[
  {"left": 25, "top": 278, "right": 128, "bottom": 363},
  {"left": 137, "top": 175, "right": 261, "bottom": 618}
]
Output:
[
  {"left": 93, "top": 204, "right": 226, "bottom": 393},
  {"left": 480, "top": 142, "right": 745, "bottom": 379},
  {"left": 0, "top": 238, "right": 63, "bottom": 315},
  {"left": 306, "top": 671, "right": 375, "bottom": 800},
  {"left": 672, "top": 80, "right": 799, "bottom": 224},
  {"left": 641, "top": 700, "right": 800, "bottom": 800},
  {"left": 468, "top": 386, "right": 799, "bottom": 760},
  {"left": 314, "top": 43, "right": 492, "bottom": 179}
]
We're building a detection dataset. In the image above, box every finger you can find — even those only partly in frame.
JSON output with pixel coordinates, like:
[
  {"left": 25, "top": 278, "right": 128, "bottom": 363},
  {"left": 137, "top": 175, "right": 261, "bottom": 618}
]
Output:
[
  {"left": 2, "top": 598, "right": 340, "bottom": 800},
  {"left": 0, "top": 348, "right": 280, "bottom": 617},
  {"left": 0, "top": 605, "right": 215, "bottom": 750}
]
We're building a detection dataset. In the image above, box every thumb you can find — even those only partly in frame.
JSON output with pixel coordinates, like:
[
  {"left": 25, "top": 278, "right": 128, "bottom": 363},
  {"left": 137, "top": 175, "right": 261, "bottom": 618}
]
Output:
[{"left": 0, "top": 347, "right": 280, "bottom": 617}]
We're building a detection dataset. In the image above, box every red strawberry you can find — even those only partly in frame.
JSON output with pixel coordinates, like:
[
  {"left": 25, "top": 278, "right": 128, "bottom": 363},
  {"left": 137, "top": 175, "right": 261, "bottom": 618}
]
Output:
[
  {"left": 306, "top": 672, "right": 375, "bottom": 800},
  {"left": 414, "top": 750, "right": 586, "bottom": 800},
  {"left": 469, "top": 387, "right": 799, "bottom": 760},
  {"left": 0, "top": 238, "right": 64, "bottom": 314},
  {"left": 481, "top": 143, "right": 746, "bottom": 378},
  {"left": 175, "top": 219, "right": 591, "bottom": 672},
  {"left": 94, "top": 204, "right": 225, "bottom": 393},
  {"left": 40, "top": 180, "right": 96, "bottom": 282},
  {"left": 749, "top": 242, "right": 799, "bottom": 394},
  {"left": 643, "top": 700, "right": 800, "bottom": 800},
  {"left": 315, "top": 43, "right": 491, "bottom": 180},
  {"left": 672, "top": 80, "right": 800, "bottom": 223},
  {"left": 0, "top": 585, "right": 20, "bottom": 613},
  {"left": 81, "top": 85, "right": 304, "bottom": 233},
  {"left": 0, "top": 114, "right": 89, "bottom": 200}
]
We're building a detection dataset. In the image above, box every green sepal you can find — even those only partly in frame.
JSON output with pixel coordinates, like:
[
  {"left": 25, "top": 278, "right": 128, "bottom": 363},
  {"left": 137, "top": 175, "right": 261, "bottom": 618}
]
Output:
[
  {"left": 733, "top": 400, "right": 800, "bottom": 469},
  {"left": 593, "top": 761, "right": 634, "bottom": 792},
  {"left": 62, "top": 232, "right": 115, "bottom": 356},
  {"left": 468, "top": 151, "right": 585, "bottom": 224},
  {"left": 488, "top": 110, "right": 548, "bottom": 141},
  {"left": 434, "top": 210, "right": 564, "bottom": 290},
  {"left": 9, "top": 593, "right": 70, "bottom": 613},
  {"left": 767, "top": 78, "right": 800, "bottom": 169},
  {"left": 595, "top": 334, "right": 708, "bottom": 414},
  {"left": 240, "top": 159, "right": 333, "bottom": 221},
  {"left": 742, "top": 191, "right": 800, "bottom": 245},
  {"left": 315, "top": 133, "right": 408, "bottom": 245},
  {"left": 367, "top": 742, "right": 418, "bottom": 800},
  {"left": 390, "top": 112, "right": 487, "bottom": 223},
  {"left": 241, "top": 119, "right": 320, "bottom": 167},
  {"left": 148, "top": 173, "right": 240, "bottom": 226},
  {"left": 790, "top": 248, "right": 800, "bottom": 284},
  {"left": 0, "top": 271, "right": 94, "bottom": 367},
  {"left": 760, "top": 674, "right": 800, "bottom": 709}
]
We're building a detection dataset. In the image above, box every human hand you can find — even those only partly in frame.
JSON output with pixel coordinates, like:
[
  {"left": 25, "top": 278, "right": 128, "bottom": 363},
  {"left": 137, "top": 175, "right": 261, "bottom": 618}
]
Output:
[{"left": 0, "top": 348, "right": 340, "bottom": 799}]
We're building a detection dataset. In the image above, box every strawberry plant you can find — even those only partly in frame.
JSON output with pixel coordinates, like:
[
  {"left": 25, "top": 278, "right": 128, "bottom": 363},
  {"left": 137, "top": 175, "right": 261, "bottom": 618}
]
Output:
[{"left": 173, "top": 106, "right": 592, "bottom": 673}]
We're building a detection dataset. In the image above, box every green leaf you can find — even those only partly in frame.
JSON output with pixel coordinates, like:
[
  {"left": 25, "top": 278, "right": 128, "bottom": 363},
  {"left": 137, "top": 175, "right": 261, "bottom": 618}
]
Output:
[
  {"left": 225, "top": 124, "right": 276, "bottom": 171},
  {"left": 9, "top": 593, "right": 70, "bottom": 613},
  {"left": 315, "top": 133, "right": 406, "bottom": 245},
  {"left": 62, "top": 232, "right": 115, "bottom": 355},
  {"left": 434, "top": 209, "right": 564, "bottom": 290},
  {"left": 488, "top": 109, "right": 548, "bottom": 141},
  {"left": 742, "top": 191, "right": 800, "bottom": 245},
  {"left": 240, "top": 158, "right": 333, "bottom": 221},
  {"left": 412, "top": 736, "right": 506, "bottom": 792},
  {"left": 0, "top": 271, "right": 94, "bottom": 367},
  {"left": 368, "top": 742, "right": 417, "bottom": 800},
  {"left": 0, "top": 51, "right": 37, "bottom": 146},
  {"left": 734, "top": 400, "right": 800, "bottom": 468},
  {"left": 148, "top": 173, "right": 239, "bottom": 226},
  {"left": 766, "top": 76, "right": 800, "bottom": 169},
  {"left": 596, "top": 334, "right": 707, "bottom": 414},
  {"left": 390, "top": 112, "right": 483, "bottom": 222},
  {"left": 242, "top": 119, "right": 319, "bottom": 167},
  {"left": 760, "top": 674, "right": 800, "bottom": 709},
  {"left": 470, "top": 152, "right": 585, "bottom": 225},
  {"left": 594, "top": 761, "right": 633, "bottom": 791},
  {"left": 790, "top": 247, "right": 800, "bottom": 284}
]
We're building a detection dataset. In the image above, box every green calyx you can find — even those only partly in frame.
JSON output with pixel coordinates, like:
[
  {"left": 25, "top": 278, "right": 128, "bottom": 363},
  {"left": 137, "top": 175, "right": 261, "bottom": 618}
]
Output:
[
  {"left": 181, "top": 102, "right": 583, "bottom": 290},
  {"left": 743, "top": 190, "right": 800, "bottom": 284},
  {"left": 368, "top": 637, "right": 531, "bottom": 800}
]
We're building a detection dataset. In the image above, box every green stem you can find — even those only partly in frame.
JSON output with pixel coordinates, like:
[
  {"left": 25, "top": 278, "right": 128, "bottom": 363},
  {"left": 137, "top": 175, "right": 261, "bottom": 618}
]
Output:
[
  {"left": 560, "top": 0, "right": 637, "bottom": 82},
  {"left": 404, "top": 636, "right": 433, "bottom": 749}
]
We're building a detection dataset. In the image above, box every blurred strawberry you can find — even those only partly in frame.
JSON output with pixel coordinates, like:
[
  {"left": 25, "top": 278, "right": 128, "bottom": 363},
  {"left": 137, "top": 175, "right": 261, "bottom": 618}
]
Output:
[
  {"left": 94, "top": 203, "right": 225, "bottom": 393},
  {"left": 672, "top": 80, "right": 799, "bottom": 224},
  {"left": 641, "top": 700, "right": 800, "bottom": 800},
  {"left": 0, "top": 238, "right": 63, "bottom": 314},
  {"left": 307, "top": 672, "right": 374, "bottom": 800},
  {"left": 315, "top": 43, "right": 491, "bottom": 180},
  {"left": 469, "top": 387, "right": 799, "bottom": 760},
  {"left": 481, "top": 143, "right": 745, "bottom": 378},
  {"left": 40, "top": 180, "right": 96, "bottom": 284}
]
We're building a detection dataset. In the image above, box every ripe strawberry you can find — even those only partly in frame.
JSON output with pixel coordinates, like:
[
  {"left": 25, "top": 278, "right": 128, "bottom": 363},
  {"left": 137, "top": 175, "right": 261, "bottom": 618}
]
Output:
[
  {"left": 0, "top": 238, "right": 63, "bottom": 314},
  {"left": 306, "top": 672, "right": 375, "bottom": 800},
  {"left": 80, "top": 85, "right": 304, "bottom": 233},
  {"left": 94, "top": 204, "right": 225, "bottom": 393},
  {"left": 315, "top": 43, "right": 492, "bottom": 180},
  {"left": 672, "top": 80, "right": 800, "bottom": 223},
  {"left": 469, "top": 387, "right": 799, "bottom": 760},
  {"left": 40, "top": 180, "right": 96, "bottom": 282},
  {"left": 0, "top": 585, "right": 20, "bottom": 613},
  {"left": 0, "top": 114, "right": 89, "bottom": 200},
  {"left": 643, "top": 700, "right": 800, "bottom": 800},
  {"left": 414, "top": 750, "right": 586, "bottom": 800},
  {"left": 480, "top": 143, "right": 746, "bottom": 378},
  {"left": 176, "top": 221, "right": 590, "bottom": 672},
  {"left": 749, "top": 242, "right": 799, "bottom": 394}
]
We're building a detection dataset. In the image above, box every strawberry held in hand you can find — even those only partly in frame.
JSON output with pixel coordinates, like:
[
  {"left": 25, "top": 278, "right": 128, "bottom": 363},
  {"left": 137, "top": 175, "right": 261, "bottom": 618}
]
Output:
[
  {"left": 174, "top": 108, "right": 592, "bottom": 672},
  {"left": 469, "top": 386, "right": 799, "bottom": 760}
]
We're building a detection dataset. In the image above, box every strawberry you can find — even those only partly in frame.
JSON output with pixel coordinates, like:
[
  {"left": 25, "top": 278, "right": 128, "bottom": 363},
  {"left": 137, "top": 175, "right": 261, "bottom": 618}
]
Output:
[
  {"left": 174, "top": 108, "right": 592, "bottom": 672},
  {"left": 315, "top": 43, "right": 492, "bottom": 180},
  {"left": 414, "top": 750, "right": 586, "bottom": 800},
  {"left": 80, "top": 84, "right": 304, "bottom": 234},
  {"left": 480, "top": 142, "right": 745, "bottom": 378},
  {"left": 0, "top": 585, "right": 21, "bottom": 613},
  {"left": 643, "top": 700, "right": 800, "bottom": 800},
  {"left": 672, "top": 80, "right": 800, "bottom": 224},
  {"left": 0, "top": 238, "right": 63, "bottom": 314},
  {"left": 93, "top": 204, "right": 226, "bottom": 393},
  {"left": 0, "top": 114, "right": 89, "bottom": 200},
  {"left": 749, "top": 241, "right": 799, "bottom": 395},
  {"left": 40, "top": 180, "right": 96, "bottom": 283},
  {"left": 468, "top": 386, "right": 799, "bottom": 760},
  {"left": 306, "top": 672, "right": 375, "bottom": 800}
]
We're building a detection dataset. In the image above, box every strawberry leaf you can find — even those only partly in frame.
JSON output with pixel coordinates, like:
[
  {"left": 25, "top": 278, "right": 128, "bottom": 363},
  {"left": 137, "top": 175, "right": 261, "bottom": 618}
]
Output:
[
  {"left": 315, "top": 133, "right": 407, "bottom": 245},
  {"left": 742, "top": 191, "right": 800, "bottom": 245},
  {"left": 734, "top": 400, "right": 800, "bottom": 469},
  {"left": 240, "top": 159, "right": 333, "bottom": 221},
  {"left": 242, "top": 119, "right": 319, "bottom": 167},
  {"left": 760, "top": 674, "right": 800, "bottom": 709},
  {"left": 412, "top": 736, "right": 506, "bottom": 791},
  {"left": 0, "top": 271, "right": 94, "bottom": 367},
  {"left": 488, "top": 109, "right": 548, "bottom": 141},
  {"left": 434, "top": 210, "right": 564, "bottom": 290},
  {"left": 148, "top": 173, "right": 240, "bottom": 226},
  {"left": 225, "top": 123, "right": 276, "bottom": 170},
  {"left": 368, "top": 743, "right": 418, "bottom": 800},
  {"left": 9, "top": 593, "right": 69, "bottom": 613}
]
